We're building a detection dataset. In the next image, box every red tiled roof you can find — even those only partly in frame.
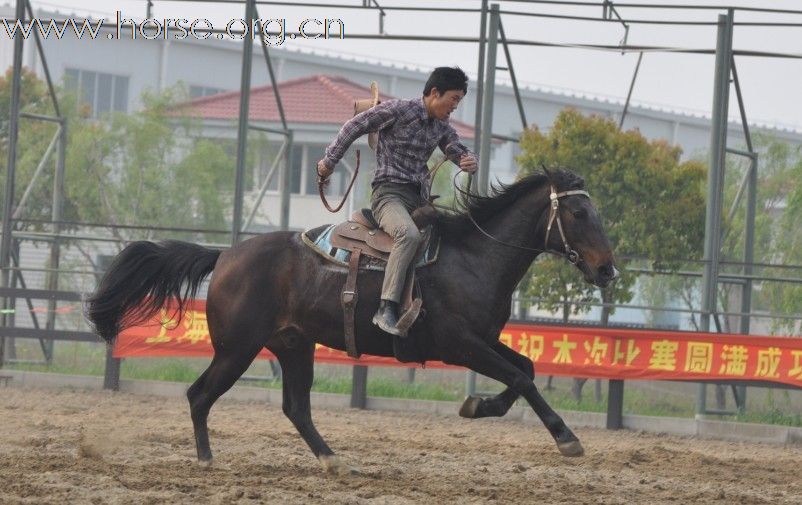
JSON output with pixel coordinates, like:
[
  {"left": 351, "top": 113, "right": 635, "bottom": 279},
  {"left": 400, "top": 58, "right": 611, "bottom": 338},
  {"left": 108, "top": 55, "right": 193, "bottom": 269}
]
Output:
[{"left": 181, "top": 74, "right": 477, "bottom": 140}]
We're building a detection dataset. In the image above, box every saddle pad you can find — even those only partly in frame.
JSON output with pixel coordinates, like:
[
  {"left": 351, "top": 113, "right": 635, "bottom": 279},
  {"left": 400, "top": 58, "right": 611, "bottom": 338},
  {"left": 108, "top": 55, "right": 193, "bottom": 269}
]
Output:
[{"left": 301, "top": 224, "right": 440, "bottom": 271}]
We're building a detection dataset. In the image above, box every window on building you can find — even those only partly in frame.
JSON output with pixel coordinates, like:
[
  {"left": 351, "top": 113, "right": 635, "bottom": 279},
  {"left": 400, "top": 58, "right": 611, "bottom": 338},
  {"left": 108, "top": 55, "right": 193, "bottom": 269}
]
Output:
[
  {"left": 304, "top": 145, "right": 327, "bottom": 195},
  {"left": 113, "top": 77, "right": 129, "bottom": 112},
  {"left": 96, "top": 73, "right": 112, "bottom": 115},
  {"left": 257, "top": 145, "right": 277, "bottom": 191},
  {"left": 189, "top": 85, "right": 226, "bottom": 99},
  {"left": 511, "top": 135, "right": 522, "bottom": 164},
  {"left": 290, "top": 144, "right": 303, "bottom": 194},
  {"left": 65, "top": 68, "right": 129, "bottom": 116},
  {"left": 259, "top": 143, "right": 350, "bottom": 197}
]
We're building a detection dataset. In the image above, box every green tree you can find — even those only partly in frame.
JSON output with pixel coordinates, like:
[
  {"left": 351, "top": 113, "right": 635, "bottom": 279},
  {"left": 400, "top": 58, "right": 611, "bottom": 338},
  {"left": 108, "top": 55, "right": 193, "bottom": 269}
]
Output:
[
  {"left": 516, "top": 109, "right": 707, "bottom": 398},
  {"left": 0, "top": 71, "right": 269, "bottom": 362},
  {"left": 64, "top": 86, "right": 234, "bottom": 243},
  {"left": 637, "top": 134, "right": 801, "bottom": 338},
  {"left": 691, "top": 134, "right": 802, "bottom": 408},
  {"left": 0, "top": 67, "right": 63, "bottom": 224},
  {"left": 738, "top": 136, "right": 802, "bottom": 335},
  {"left": 0, "top": 71, "right": 242, "bottom": 270}
]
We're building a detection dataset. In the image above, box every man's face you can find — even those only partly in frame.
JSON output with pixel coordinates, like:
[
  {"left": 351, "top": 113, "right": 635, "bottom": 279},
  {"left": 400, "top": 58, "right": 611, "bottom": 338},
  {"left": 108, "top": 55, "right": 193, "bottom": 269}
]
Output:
[{"left": 427, "top": 88, "right": 465, "bottom": 120}]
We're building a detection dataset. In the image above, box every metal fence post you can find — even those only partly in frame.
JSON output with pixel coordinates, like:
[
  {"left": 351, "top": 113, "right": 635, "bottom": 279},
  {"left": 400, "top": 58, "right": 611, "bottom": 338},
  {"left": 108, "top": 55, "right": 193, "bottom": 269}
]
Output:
[
  {"left": 477, "top": 3, "right": 500, "bottom": 197},
  {"left": 0, "top": 0, "right": 26, "bottom": 368},
  {"left": 465, "top": 370, "right": 477, "bottom": 397},
  {"left": 351, "top": 365, "right": 368, "bottom": 409},
  {"left": 280, "top": 130, "right": 293, "bottom": 230},
  {"left": 103, "top": 345, "right": 121, "bottom": 391},
  {"left": 473, "top": 0, "right": 488, "bottom": 181},
  {"left": 232, "top": 0, "right": 256, "bottom": 245},
  {"left": 606, "top": 380, "right": 624, "bottom": 429},
  {"left": 697, "top": 10, "right": 734, "bottom": 417}
]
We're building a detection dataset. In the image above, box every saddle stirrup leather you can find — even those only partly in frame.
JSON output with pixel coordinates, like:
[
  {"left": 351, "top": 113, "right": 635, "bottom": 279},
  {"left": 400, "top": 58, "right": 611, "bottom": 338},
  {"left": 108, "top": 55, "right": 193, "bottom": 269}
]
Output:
[{"left": 342, "top": 248, "right": 361, "bottom": 358}]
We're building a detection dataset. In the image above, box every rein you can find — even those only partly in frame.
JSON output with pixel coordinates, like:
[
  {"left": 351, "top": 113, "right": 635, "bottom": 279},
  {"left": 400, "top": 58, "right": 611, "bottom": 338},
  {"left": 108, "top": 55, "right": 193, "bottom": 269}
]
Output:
[
  {"left": 319, "top": 150, "right": 361, "bottom": 213},
  {"left": 451, "top": 172, "right": 590, "bottom": 264},
  {"left": 425, "top": 156, "right": 453, "bottom": 200}
]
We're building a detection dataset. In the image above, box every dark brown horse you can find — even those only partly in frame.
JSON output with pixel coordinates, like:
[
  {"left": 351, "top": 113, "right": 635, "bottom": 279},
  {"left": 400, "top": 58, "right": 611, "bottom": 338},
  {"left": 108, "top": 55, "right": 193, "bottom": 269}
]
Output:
[{"left": 86, "top": 169, "right": 617, "bottom": 475}]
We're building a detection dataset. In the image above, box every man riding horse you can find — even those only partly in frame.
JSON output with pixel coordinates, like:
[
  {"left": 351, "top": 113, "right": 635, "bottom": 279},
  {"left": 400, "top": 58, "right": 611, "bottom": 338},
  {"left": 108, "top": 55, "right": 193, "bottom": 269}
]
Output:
[{"left": 316, "top": 66, "right": 478, "bottom": 340}]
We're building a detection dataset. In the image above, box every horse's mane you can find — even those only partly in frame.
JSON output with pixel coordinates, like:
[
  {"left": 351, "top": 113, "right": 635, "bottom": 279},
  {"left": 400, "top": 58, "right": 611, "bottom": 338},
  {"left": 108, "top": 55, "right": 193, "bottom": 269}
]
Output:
[{"left": 434, "top": 168, "right": 585, "bottom": 237}]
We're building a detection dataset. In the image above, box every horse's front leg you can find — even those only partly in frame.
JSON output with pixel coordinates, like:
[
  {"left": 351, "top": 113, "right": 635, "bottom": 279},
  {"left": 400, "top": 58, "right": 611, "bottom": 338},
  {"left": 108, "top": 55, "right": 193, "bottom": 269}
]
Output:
[
  {"left": 444, "top": 337, "right": 583, "bottom": 457},
  {"left": 459, "top": 341, "right": 533, "bottom": 419},
  {"left": 271, "top": 340, "right": 359, "bottom": 476}
]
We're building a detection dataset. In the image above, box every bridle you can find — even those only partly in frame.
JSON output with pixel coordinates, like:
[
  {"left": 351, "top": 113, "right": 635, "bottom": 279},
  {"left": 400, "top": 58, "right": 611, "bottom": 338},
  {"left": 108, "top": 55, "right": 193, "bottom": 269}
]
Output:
[
  {"left": 452, "top": 172, "right": 591, "bottom": 265},
  {"left": 545, "top": 187, "right": 591, "bottom": 265}
]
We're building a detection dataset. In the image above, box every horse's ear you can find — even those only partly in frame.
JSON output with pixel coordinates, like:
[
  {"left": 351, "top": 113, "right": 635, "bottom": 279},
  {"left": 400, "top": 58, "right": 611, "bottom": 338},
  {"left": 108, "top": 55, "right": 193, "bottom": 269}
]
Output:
[{"left": 541, "top": 163, "right": 554, "bottom": 182}]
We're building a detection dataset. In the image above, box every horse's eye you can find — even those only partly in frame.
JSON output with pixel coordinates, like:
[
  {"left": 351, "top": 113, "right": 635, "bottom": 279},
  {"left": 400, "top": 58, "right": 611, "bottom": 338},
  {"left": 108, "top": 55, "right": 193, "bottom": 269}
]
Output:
[{"left": 572, "top": 209, "right": 588, "bottom": 219}]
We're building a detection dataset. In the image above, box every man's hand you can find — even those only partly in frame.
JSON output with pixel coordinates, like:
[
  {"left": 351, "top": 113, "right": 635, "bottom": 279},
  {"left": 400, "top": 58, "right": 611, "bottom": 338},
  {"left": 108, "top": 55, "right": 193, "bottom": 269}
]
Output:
[
  {"left": 317, "top": 159, "right": 333, "bottom": 183},
  {"left": 459, "top": 154, "right": 478, "bottom": 174}
]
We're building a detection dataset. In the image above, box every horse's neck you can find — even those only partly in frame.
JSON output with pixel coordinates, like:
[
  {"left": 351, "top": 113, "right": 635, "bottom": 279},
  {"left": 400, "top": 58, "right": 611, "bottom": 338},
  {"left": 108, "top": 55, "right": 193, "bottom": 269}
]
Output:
[{"left": 467, "top": 188, "right": 549, "bottom": 294}]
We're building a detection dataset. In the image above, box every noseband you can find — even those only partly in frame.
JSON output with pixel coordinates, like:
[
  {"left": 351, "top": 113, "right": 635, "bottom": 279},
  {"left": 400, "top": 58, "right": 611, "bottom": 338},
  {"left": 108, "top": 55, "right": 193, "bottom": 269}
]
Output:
[{"left": 546, "top": 186, "right": 591, "bottom": 265}]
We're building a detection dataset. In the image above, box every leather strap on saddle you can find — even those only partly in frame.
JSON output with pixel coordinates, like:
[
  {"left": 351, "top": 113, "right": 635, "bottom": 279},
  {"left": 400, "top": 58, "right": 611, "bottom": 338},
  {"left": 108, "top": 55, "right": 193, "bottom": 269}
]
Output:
[{"left": 342, "top": 248, "right": 361, "bottom": 358}]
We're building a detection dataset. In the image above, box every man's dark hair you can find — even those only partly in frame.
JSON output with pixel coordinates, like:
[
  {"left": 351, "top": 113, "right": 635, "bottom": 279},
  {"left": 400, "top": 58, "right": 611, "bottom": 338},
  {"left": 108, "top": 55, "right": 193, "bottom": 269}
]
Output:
[{"left": 423, "top": 67, "right": 468, "bottom": 96}]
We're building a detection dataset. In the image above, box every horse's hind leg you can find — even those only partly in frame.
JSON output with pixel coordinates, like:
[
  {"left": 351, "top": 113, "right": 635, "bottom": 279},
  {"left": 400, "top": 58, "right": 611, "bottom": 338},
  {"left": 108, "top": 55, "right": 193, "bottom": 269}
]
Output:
[
  {"left": 459, "top": 342, "right": 533, "bottom": 419},
  {"left": 271, "top": 340, "right": 358, "bottom": 476},
  {"left": 187, "top": 346, "right": 262, "bottom": 463}
]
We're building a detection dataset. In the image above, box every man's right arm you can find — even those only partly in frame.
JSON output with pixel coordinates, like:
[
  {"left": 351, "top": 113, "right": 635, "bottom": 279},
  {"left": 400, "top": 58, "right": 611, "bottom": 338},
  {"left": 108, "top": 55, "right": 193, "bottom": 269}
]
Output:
[{"left": 321, "top": 100, "right": 401, "bottom": 170}]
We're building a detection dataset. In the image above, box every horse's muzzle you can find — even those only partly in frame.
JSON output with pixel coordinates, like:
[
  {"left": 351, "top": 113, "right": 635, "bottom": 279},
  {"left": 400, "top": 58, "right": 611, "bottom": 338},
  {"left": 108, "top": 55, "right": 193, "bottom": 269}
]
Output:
[{"left": 593, "top": 263, "right": 619, "bottom": 288}]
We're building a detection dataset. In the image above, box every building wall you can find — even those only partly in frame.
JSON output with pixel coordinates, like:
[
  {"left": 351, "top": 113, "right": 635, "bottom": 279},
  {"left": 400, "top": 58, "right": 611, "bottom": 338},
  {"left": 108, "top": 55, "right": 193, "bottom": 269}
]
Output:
[
  {"left": 5, "top": 6, "right": 800, "bottom": 175},
  {"left": 1, "top": 6, "right": 799, "bottom": 333}
]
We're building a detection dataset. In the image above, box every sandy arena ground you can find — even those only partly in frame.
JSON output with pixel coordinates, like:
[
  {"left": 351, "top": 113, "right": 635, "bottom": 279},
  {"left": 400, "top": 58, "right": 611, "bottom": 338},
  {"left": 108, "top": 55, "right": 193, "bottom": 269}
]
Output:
[{"left": 1, "top": 387, "right": 800, "bottom": 504}]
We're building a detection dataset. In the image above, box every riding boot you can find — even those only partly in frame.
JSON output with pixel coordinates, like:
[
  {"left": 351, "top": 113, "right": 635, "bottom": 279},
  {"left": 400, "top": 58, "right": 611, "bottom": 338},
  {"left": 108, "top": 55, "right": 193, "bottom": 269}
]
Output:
[{"left": 372, "top": 299, "right": 406, "bottom": 337}]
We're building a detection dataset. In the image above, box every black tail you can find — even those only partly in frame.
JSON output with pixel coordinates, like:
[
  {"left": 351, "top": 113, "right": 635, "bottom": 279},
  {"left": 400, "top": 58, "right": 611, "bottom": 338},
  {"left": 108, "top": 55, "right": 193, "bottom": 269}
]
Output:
[{"left": 86, "top": 240, "right": 222, "bottom": 344}]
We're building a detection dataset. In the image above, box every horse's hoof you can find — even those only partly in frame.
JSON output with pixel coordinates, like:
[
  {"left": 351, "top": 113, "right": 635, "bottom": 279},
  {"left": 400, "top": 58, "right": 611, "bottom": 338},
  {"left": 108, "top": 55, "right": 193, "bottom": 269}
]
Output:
[
  {"left": 319, "top": 455, "right": 360, "bottom": 476},
  {"left": 557, "top": 440, "right": 585, "bottom": 457},
  {"left": 197, "top": 458, "right": 214, "bottom": 468},
  {"left": 458, "top": 396, "right": 482, "bottom": 418}
]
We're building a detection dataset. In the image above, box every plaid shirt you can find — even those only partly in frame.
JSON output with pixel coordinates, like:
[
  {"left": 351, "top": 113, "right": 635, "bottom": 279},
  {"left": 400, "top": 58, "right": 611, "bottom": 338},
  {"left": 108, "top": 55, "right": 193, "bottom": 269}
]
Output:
[{"left": 323, "top": 97, "right": 476, "bottom": 193}]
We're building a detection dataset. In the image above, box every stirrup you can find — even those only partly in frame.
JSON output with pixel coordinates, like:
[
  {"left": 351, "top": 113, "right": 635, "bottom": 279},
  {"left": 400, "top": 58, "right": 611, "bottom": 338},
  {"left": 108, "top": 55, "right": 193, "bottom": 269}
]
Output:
[{"left": 395, "top": 298, "right": 423, "bottom": 334}]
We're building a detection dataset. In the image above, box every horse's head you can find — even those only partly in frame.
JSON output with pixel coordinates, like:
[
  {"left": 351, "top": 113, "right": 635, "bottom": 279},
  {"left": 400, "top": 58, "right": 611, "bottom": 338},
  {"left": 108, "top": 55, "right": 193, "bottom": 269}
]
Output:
[{"left": 542, "top": 168, "right": 618, "bottom": 288}]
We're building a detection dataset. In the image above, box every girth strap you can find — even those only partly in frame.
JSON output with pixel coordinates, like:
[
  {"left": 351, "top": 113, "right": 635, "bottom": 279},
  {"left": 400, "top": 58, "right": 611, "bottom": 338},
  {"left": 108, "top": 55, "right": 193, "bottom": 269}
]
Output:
[{"left": 342, "top": 248, "right": 361, "bottom": 358}]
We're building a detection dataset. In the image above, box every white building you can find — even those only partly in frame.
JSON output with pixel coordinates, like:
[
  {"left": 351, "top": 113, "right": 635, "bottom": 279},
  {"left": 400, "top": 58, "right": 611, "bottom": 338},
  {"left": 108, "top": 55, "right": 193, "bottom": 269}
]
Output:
[
  {"left": 2, "top": 4, "right": 800, "bottom": 332},
  {"left": 5, "top": 4, "right": 801, "bottom": 199}
]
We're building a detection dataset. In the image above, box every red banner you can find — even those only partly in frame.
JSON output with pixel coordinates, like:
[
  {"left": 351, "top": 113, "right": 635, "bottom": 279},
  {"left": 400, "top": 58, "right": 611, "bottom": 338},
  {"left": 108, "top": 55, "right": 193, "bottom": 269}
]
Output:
[{"left": 115, "top": 300, "right": 802, "bottom": 387}]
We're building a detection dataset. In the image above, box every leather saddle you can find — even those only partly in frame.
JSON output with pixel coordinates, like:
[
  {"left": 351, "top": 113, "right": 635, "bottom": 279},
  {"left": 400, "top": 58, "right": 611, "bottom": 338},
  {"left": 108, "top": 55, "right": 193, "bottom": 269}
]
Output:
[
  {"left": 323, "top": 208, "right": 436, "bottom": 359},
  {"left": 329, "top": 209, "right": 393, "bottom": 261}
]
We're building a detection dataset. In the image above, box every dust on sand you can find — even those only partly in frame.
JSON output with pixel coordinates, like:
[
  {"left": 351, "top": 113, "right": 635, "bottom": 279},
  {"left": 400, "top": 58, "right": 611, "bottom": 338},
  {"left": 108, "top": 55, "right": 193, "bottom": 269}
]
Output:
[{"left": 1, "top": 387, "right": 799, "bottom": 504}]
